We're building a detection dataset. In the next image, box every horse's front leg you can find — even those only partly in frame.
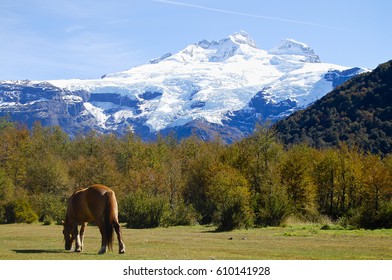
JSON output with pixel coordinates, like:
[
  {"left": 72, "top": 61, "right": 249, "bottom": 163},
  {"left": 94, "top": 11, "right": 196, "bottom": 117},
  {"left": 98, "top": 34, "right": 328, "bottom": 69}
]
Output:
[
  {"left": 74, "top": 225, "right": 82, "bottom": 252},
  {"left": 77, "top": 222, "right": 87, "bottom": 252}
]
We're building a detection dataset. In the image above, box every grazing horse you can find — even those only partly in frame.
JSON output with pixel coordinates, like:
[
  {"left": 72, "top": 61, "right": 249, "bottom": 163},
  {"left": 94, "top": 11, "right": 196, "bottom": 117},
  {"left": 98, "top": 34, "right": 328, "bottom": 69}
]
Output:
[{"left": 62, "top": 184, "right": 125, "bottom": 254}]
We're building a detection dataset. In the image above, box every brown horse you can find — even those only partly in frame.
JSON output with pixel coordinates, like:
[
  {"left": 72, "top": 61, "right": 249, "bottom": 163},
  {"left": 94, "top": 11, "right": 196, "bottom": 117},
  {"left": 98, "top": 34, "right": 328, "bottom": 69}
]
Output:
[{"left": 62, "top": 184, "right": 125, "bottom": 254}]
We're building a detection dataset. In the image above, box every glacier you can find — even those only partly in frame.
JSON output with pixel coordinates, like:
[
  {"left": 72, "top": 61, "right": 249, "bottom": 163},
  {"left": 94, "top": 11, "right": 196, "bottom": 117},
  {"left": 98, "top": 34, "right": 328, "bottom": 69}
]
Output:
[{"left": 0, "top": 31, "right": 366, "bottom": 142}]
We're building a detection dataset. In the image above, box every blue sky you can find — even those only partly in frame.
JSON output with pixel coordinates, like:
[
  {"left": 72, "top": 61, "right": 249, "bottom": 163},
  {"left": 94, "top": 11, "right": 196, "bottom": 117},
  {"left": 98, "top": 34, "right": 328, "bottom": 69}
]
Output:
[{"left": 0, "top": 0, "right": 390, "bottom": 80}]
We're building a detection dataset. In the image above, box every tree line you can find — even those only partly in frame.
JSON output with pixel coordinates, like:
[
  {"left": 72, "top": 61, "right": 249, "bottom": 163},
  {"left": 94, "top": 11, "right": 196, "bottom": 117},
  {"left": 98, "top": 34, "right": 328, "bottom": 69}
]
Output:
[{"left": 0, "top": 118, "right": 391, "bottom": 230}]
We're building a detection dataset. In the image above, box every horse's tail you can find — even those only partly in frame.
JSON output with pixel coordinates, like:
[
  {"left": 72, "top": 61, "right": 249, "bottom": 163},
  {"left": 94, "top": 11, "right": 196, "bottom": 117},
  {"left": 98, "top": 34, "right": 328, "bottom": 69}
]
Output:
[{"left": 104, "top": 191, "right": 117, "bottom": 251}]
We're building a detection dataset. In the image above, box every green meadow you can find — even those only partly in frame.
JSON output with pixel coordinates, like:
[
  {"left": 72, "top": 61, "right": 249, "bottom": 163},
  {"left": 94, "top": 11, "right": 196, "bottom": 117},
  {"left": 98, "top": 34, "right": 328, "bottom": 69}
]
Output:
[{"left": 0, "top": 223, "right": 391, "bottom": 260}]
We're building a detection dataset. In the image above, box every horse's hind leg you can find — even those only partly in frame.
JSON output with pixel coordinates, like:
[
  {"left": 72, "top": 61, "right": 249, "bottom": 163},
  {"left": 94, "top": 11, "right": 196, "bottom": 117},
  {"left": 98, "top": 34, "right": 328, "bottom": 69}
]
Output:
[
  {"left": 97, "top": 220, "right": 107, "bottom": 254},
  {"left": 113, "top": 221, "right": 125, "bottom": 254}
]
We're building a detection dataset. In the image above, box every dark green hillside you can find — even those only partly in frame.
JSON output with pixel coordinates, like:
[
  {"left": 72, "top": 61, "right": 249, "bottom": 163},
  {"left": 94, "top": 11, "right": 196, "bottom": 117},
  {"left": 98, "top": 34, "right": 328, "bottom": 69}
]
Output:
[{"left": 273, "top": 60, "right": 392, "bottom": 154}]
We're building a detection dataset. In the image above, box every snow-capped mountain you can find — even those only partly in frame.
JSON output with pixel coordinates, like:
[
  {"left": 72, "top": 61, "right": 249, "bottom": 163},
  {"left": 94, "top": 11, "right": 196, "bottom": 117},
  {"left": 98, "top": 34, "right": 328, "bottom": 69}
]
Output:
[{"left": 0, "top": 31, "right": 366, "bottom": 142}]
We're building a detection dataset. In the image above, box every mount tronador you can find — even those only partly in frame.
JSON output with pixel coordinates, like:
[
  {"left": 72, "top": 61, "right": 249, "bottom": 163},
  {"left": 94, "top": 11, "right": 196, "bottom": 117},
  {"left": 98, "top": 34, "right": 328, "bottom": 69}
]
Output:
[{"left": 0, "top": 31, "right": 366, "bottom": 142}]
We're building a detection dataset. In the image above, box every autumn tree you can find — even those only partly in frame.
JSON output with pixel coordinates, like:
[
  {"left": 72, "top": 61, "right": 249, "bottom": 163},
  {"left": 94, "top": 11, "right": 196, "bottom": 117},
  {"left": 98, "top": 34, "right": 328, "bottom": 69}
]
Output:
[{"left": 280, "top": 144, "right": 317, "bottom": 218}]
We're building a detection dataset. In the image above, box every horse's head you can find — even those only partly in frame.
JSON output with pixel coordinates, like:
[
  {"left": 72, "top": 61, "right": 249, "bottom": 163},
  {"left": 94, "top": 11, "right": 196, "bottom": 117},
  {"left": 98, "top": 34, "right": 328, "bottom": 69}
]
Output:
[{"left": 62, "top": 219, "right": 74, "bottom": 250}]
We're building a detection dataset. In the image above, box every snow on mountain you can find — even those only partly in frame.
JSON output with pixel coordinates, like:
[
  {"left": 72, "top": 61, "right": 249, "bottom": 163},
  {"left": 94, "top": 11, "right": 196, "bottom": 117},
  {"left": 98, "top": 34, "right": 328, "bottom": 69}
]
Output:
[
  {"left": 1, "top": 31, "right": 367, "bottom": 141},
  {"left": 269, "top": 38, "right": 321, "bottom": 63}
]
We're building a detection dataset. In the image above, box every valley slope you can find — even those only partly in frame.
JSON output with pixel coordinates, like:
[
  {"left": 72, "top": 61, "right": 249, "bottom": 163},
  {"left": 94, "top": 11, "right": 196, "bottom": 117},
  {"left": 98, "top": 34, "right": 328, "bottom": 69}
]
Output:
[{"left": 273, "top": 60, "right": 392, "bottom": 154}]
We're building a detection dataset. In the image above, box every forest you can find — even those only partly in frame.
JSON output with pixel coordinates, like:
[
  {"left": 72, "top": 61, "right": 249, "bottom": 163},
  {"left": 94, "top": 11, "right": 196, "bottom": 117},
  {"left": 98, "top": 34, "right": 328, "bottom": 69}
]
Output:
[
  {"left": 0, "top": 118, "right": 392, "bottom": 231},
  {"left": 274, "top": 60, "right": 392, "bottom": 154}
]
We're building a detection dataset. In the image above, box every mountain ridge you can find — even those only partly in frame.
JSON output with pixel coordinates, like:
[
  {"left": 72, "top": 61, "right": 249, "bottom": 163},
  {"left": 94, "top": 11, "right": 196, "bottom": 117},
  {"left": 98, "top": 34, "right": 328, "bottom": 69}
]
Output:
[
  {"left": 0, "top": 31, "right": 366, "bottom": 142},
  {"left": 273, "top": 60, "right": 392, "bottom": 154}
]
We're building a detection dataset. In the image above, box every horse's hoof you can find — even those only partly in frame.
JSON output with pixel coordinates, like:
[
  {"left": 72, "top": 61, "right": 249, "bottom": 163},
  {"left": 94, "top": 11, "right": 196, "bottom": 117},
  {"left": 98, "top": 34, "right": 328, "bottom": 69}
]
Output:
[
  {"left": 98, "top": 246, "right": 107, "bottom": 254},
  {"left": 75, "top": 249, "right": 82, "bottom": 253},
  {"left": 119, "top": 244, "right": 125, "bottom": 254}
]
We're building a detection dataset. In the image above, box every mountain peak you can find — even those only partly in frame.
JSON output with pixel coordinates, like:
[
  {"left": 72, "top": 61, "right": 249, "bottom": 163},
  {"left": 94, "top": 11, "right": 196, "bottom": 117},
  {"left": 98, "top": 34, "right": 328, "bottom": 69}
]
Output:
[
  {"left": 2, "top": 30, "right": 366, "bottom": 143},
  {"left": 269, "top": 39, "right": 321, "bottom": 63},
  {"left": 197, "top": 31, "right": 257, "bottom": 49},
  {"left": 229, "top": 31, "right": 257, "bottom": 48},
  {"left": 179, "top": 31, "right": 257, "bottom": 63}
]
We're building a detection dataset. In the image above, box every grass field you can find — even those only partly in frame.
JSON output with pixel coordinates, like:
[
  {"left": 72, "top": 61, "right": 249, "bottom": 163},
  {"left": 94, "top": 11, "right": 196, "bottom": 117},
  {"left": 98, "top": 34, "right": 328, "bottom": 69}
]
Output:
[{"left": 0, "top": 223, "right": 392, "bottom": 260}]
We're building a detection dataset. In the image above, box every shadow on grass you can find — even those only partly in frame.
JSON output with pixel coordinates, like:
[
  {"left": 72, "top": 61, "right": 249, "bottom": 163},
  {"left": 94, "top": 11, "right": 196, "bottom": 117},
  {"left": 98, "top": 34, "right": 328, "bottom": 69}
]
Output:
[
  {"left": 13, "top": 249, "right": 104, "bottom": 256},
  {"left": 12, "top": 249, "right": 64, "bottom": 254}
]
